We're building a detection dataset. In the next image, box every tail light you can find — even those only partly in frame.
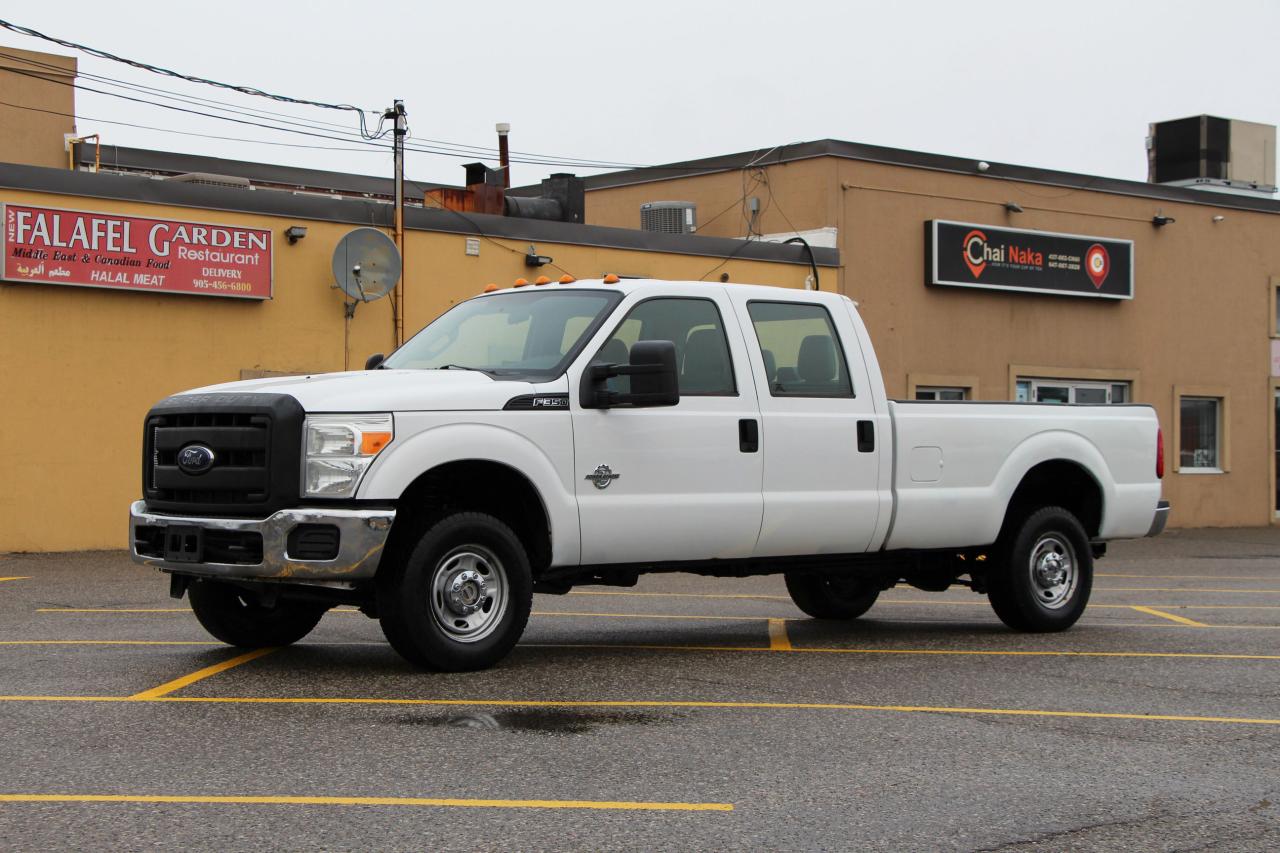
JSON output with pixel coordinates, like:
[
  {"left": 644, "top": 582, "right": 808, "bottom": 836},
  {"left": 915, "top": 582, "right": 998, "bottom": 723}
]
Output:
[{"left": 1156, "top": 427, "right": 1164, "bottom": 479}]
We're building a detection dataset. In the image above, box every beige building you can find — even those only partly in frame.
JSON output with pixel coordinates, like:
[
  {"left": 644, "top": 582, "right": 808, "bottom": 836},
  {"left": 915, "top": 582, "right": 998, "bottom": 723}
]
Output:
[{"left": 583, "top": 138, "right": 1280, "bottom": 528}]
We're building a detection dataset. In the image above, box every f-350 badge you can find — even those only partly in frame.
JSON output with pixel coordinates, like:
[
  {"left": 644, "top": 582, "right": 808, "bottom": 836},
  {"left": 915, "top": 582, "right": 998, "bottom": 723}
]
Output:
[{"left": 585, "top": 464, "right": 620, "bottom": 490}]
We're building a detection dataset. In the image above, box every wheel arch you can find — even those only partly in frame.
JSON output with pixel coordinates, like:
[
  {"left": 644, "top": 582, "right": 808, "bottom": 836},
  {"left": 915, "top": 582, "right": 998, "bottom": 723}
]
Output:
[
  {"left": 382, "top": 459, "right": 555, "bottom": 579},
  {"left": 1000, "top": 458, "right": 1105, "bottom": 541}
]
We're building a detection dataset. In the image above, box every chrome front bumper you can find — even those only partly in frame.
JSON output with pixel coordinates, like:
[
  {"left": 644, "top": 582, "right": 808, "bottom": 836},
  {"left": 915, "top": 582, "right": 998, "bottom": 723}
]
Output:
[
  {"left": 1146, "top": 500, "right": 1170, "bottom": 537},
  {"left": 129, "top": 500, "right": 396, "bottom": 581}
]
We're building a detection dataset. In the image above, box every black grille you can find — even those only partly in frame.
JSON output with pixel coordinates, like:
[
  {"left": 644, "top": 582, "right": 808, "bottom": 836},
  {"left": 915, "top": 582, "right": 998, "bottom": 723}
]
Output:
[{"left": 142, "top": 393, "right": 304, "bottom": 517}]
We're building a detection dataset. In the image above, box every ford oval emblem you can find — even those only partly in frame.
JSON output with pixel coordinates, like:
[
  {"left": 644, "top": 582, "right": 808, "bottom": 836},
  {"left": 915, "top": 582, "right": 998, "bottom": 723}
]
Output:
[{"left": 177, "top": 445, "right": 216, "bottom": 475}]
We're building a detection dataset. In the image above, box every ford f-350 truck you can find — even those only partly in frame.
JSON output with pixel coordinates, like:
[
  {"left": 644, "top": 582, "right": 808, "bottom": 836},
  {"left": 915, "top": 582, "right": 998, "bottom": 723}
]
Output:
[{"left": 130, "top": 278, "right": 1169, "bottom": 670}]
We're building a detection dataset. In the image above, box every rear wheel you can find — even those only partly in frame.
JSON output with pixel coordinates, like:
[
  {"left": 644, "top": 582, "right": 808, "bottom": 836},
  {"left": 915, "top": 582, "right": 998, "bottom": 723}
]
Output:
[
  {"left": 188, "top": 579, "right": 327, "bottom": 648},
  {"left": 987, "top": 506, "right": 1092, "bottom": 632},
  {"left": 377, "top": 512, "right": 533, "bottom": 671},
  {"left": 784, "top": 572, "right": 880, "bottom": 620}
]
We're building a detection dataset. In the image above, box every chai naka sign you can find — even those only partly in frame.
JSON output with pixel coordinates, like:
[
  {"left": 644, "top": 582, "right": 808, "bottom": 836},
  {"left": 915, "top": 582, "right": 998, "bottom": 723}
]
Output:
[
  {"left": 926, "top": 220, "right": 1133, "bottom": 300},
  {"left": 3, "top": 203, "right": 273, "bottom": 299}
]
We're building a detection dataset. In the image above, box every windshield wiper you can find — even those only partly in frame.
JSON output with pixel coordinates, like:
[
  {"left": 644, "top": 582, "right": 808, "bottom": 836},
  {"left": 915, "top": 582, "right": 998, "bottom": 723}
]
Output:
[{"left": 432, "top": 363, "right": 503, "bottom": 376}]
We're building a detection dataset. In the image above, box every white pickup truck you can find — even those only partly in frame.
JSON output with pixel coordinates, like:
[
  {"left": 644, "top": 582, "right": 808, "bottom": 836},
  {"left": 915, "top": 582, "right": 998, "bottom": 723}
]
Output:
[{"left": 130, "top": 278, "right": 1168, "bottom": 670}]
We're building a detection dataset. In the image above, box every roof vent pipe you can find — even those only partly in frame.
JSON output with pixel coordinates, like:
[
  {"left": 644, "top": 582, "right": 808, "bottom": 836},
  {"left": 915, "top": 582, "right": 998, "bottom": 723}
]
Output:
[{"left": 496, "top": 123, "right": 511, "bottom": 189}]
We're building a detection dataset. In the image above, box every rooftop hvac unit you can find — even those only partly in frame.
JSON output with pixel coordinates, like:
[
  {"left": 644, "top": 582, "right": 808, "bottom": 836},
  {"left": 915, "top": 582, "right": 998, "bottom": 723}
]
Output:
[
  {"left": 641, "top": 201, "right": 696, "bottom": 234},
  {"left": 1148, "top": 116, "right": 1276, "bottom": 195}
]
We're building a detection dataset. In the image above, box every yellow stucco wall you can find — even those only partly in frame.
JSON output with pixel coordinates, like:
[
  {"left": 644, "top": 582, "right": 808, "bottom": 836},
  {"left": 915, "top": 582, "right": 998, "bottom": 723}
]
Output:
[{"left": 0, "top": 188, "right": 817, "bottom": 552}]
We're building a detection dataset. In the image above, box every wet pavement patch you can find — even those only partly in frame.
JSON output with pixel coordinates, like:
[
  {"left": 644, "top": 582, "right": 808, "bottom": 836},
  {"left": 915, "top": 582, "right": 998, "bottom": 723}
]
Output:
[{"left": 389, "top": 709, "right": 670, "bottom": 734}]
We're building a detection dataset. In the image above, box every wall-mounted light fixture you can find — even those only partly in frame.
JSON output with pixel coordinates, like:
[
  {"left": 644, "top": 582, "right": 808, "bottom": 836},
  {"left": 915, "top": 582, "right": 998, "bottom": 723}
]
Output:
[
  {"left": 1212, "top": 215, "right": 1225, "bottom": 224},
  {"left": 1152, "top": 214, "right": 1176, "bottom": 227},
  {"left": 284, "top": 225, "right": 308, "bottom": 245},
  {"left": 524, "top": 243, "right": 553, "bottom": 267},
  {"left": 1004, "top": 202, "right": 1024, "bottom": 213},
  {"left": 977, "top": 161, "right": 990, "bottom": 172}
]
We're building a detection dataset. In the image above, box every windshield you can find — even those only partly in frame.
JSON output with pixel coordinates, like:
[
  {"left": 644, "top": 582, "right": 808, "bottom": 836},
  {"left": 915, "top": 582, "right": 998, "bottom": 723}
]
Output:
[{"left": 383, "top": 289, "right": 622, "bottom": 378}]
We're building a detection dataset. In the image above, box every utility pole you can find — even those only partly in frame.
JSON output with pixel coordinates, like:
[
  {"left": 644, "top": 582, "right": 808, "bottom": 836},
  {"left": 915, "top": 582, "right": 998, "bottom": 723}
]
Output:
[{"left": 387, "top": 99, "right": 407, "bottom": 347}]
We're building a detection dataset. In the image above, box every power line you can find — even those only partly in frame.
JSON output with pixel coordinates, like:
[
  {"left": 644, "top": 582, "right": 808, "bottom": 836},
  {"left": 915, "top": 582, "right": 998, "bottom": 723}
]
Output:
[{"left": 0, "top": 17, "right": 384, "bottom": 138}]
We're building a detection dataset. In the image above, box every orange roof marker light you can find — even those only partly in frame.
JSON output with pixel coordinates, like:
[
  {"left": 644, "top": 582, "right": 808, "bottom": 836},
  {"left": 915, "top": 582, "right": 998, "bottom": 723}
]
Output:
[
  {"left": 534, "top": 275, "right": 552, "bottom": 285},
  {"left": 482, "top": 283, "right": 500, "bottom": 293},
  {"left": 602, "top": 274, "right": 620, "bottom": 284},
  {"left": 513, "top": 278, "right": 530, "bottom": 288},
  {"left": 559, "top": 274, "right": 576, "bottom": 284}
]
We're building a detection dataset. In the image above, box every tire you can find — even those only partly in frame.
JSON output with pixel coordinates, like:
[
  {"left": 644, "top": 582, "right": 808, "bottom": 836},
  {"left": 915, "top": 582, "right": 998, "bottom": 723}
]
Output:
[
  {"left": 784, "top": 572, "right": 880, "bottom": 620},
  {"left": 376, "top": 512, "right": 533, "bottom": 672},
  {"left": 987, "top": 506, "right": 1093, "bottom": 632},
  {"left": 188, "top": 579, "right": 327, "bottom": 648}
]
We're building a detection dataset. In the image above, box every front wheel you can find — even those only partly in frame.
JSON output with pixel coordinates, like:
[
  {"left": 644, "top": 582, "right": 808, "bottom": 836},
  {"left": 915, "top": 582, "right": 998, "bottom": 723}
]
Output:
[
  {"left": 188, "top": 579, "right": 328, "bottom": 648},
  {"left": 987, "top": 506, "right": 1092, "bottom": 632},
  {"left": 377, "top": 512, "right": 533, "bottom": 672},
  {"left": 784, "top": 572, "right": 880, "bottom": 620}
]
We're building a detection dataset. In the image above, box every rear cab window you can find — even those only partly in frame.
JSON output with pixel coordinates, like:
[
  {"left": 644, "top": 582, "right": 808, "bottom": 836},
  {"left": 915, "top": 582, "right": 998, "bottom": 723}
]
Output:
[{"left": 746, "top": 301, "right": 854, "bottom": 398}]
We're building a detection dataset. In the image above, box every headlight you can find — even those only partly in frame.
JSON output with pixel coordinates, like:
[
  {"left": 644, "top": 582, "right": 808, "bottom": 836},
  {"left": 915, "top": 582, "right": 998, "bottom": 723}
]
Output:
[{"left": 303, "top": 414, "right": 393, "bottom": 498}]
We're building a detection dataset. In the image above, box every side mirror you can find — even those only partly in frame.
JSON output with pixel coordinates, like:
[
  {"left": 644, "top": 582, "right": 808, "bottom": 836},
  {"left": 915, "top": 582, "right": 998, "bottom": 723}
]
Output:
[
  {"left": 364, "top": 353, "right": 386, "bottom": 370},
  {"left": 580, "top": 340, "right": 680, "bottom": 409}
]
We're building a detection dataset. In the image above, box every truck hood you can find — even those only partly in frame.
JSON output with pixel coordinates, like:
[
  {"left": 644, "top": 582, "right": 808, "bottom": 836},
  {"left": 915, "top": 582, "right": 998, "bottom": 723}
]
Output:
[{"left": 181, "top": 369, "right": 546, "bottom": 412}]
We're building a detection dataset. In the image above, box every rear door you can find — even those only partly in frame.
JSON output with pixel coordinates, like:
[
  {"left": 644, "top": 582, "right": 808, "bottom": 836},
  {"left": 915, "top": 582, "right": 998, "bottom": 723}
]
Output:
[
  {"left": 568, "top": 285, "right": 764, "bottom": 565},
  {"left": 728, "top": 293, "right": 883, "bottom": 556}
]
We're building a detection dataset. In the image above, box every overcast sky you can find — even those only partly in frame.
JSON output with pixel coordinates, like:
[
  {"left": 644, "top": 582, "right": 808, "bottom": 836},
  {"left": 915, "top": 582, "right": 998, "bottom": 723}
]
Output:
[{"left": 2, "top": 0, "right": 1276, "bottom": 189}]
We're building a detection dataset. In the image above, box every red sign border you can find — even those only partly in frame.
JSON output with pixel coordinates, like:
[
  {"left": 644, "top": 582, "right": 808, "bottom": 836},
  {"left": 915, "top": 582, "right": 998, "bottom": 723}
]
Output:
[{"left": 1, "top": 201, "right": 275, "bottom": 301}]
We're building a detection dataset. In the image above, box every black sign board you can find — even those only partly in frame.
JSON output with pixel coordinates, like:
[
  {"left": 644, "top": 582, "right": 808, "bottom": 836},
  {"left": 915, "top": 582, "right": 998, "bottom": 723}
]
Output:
[{"left": 926, "top": 220, "right": 1133, "bottom": 300}]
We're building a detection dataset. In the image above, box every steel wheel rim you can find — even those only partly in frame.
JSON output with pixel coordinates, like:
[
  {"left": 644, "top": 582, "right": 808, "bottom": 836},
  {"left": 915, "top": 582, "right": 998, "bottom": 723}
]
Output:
[
  {"left": 1028, "top": 533, "right": 1077, "bottom": 609},
  {"left": 428, "top": 545, "right": 508, "bottom": 643}
]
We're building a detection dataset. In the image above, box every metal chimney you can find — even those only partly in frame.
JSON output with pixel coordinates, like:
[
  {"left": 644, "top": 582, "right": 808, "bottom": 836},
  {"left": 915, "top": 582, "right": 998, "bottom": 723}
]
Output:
[{"left": 496, "top": 122, "right": 511, "bottom": 189}]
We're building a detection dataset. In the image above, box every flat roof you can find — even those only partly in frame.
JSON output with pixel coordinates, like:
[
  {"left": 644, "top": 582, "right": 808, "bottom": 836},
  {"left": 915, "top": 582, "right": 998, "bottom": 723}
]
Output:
[
  {"left": 0, "top": 162, "right": 839, "bottom": 267},
  {"left": 76, "top": 144, "right": 455, "bottom": 199},
  {"left": 563, "top": 138, "right": 1280, "bottom": 214}
]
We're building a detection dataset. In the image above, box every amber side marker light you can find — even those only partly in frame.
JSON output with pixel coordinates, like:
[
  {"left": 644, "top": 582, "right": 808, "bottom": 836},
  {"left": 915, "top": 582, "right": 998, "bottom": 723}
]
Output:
[
  {"left": 513, "top": 278, "right": 530, "bottom": 287},
  {"left": 602, "top": 274, "right": 620, "bottom": 284},
  {"left": 535, "top": 275, "right": 552, "bottom": 285},
  {"left": 361, "top": 431, "right": 393, "bottom": 455},
  {"left": 559, "top": 274, "right": 576, "bottom": 284},
  {"left": 482, "top": 283, "right": 499, "bottom": 293}
]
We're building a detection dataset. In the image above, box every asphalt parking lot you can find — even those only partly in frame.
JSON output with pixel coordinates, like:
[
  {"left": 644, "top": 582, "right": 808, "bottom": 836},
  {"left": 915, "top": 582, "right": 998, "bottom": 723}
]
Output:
[{"left": 1, "top": 529, "right": 1279, "bottom": 851}]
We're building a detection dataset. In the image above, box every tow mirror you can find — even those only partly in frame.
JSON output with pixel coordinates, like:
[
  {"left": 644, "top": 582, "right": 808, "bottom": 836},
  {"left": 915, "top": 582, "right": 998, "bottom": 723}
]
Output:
[
  {"left": 580, "top": 340, "right": 680, "bottom": 409},
  {"left": 364, "top": 353, "right": 386, "bottom": 370}
]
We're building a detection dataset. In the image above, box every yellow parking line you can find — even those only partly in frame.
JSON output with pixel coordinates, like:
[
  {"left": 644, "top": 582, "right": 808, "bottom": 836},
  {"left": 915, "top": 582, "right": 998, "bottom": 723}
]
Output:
[
  {"left": 37, "top": 608, "right": 191, "bottom": 613},
  {"left": 1099, "top": 573, "right": 1280, "bottom": 581},
  {"left": 533, "top": 610, "right": 768, "bottom": 622},
  {"left": 130, "top": 648, "right": 277, "bottom": 699},
  {"left": 0, "top": 640, "right": 215, "bottom": 646},
  {"left": 1130, "top": 606, "right": 1209, "bottom": 628},
  {"left": 0, "top": 694, "right": 1276, "bottom": 727},
  {"left": 570, "top": 590, "right": 790, "bottom": 602},
  {"left": 522, "top": 643, "right": 1280, "bottom": 661},
  {"left": 1099, "top": 587, "right": 1280, "bottom": 594},
  {"left": 0, "top": 793, "right": 731, "bottom": 812},
  {"left": 0, "top": 577, "right": 31, "bottom": 583},
  {"left": 767, "top": 619, "right": 792, "bottom": 651}
]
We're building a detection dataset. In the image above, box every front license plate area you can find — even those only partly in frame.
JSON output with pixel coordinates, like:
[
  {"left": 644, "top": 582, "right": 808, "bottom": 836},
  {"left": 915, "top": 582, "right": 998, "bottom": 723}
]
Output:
[{"left": 164, "top": 526, "right": 204, "bottom": 563}]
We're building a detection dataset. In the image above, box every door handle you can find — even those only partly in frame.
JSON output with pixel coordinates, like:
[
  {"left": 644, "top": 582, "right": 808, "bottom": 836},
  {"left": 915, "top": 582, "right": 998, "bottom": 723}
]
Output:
[
  {"left": 739, "top": 418, "right": 759, "bottom": 453},
  {"left": 857, "top": 420, "right": 875, "bottom": 453}
]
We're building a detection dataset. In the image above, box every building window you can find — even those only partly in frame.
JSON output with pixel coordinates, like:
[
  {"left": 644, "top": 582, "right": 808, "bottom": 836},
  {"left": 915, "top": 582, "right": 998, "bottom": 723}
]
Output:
[
  {"left": 1016, "top": 378, "right": 1130, "bottom": 404},
  {"left": 1180, "top": 396, "right": 1222, "bottom": 472},
  {"left": 915, "top": 386, "right": 967, "bottom": 401}
]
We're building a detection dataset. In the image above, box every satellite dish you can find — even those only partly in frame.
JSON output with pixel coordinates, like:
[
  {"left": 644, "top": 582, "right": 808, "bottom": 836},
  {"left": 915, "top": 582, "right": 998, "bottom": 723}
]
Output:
[{"left": 332, "top": 227, "right": 400, "bottom": 303}]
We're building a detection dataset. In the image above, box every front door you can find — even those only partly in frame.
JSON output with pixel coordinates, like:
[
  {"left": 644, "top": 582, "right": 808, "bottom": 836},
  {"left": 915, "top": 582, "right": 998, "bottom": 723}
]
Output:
[{"left": 569, "top": 286, "right": 764, "bottom": 565}]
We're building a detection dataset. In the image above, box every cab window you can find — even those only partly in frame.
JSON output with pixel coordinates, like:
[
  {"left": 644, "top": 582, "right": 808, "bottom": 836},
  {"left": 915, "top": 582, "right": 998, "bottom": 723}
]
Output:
[
  {"left": 592, "top": 297, "right": 736, "bottom": 396},
  {"left": 746, "top": 301, "right": 854, "bottom": 397}
]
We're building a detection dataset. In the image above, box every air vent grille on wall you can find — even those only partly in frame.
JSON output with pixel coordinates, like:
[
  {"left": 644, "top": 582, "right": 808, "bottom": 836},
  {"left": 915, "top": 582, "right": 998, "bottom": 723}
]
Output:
[{"left": 640, "top": 201, "right": 697, "bottom": 234}]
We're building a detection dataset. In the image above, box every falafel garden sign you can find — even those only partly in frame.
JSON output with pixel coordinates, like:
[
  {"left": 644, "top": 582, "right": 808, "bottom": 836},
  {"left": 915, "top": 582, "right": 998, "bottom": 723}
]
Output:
[{"left": 2, "top": 203, "right": 273, "bottom": 299}]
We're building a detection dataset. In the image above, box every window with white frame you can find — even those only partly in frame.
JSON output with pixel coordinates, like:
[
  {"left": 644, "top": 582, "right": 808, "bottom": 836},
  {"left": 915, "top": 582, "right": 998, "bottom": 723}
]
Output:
[
  {"left": 1015, "top": 378, "right": 1130, "bottom": 404},
  {"left": 915, "top": 386, "right": 967, "bottom": 401},
  {"left": 1179, "top": 396, "right": 1222, "bottom": 471}
]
